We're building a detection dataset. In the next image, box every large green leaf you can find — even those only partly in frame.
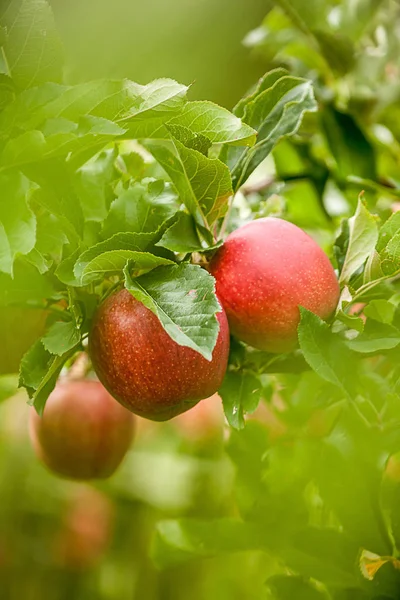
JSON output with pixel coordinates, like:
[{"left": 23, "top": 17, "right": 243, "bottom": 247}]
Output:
[
  {"left": 147, "top": 138, "right": 232, "bottom": 230},
  {"left": 224, "top": 74, "right": 317, "bottom": 190}
]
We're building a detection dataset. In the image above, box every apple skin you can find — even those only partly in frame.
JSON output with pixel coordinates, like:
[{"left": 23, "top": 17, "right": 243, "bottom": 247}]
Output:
[
  {"left": 209, "top": 218, "right": 340, "bottom": 353},
  {"left": 89, "top": 290, "right": 230, "bottom": 421},
  {"left": 30, "top": 380, "right": 135, "bottom": 480}
]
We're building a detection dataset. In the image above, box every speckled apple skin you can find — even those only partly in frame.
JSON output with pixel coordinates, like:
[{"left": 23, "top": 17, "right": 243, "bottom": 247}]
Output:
[
  {"left": 89, "top": 290, "right": 230, "bottom": 421},
  {"left": 209, "top": 218, "right": 340, "bottom": 353},
  {"left": 30, "top": 380, "right": 135, "bottom": 480}
]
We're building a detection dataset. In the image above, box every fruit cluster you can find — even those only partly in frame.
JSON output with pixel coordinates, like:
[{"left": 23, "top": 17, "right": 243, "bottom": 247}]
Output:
[{"left": 31, "top": 218, "right": 339, "bottom": 480}]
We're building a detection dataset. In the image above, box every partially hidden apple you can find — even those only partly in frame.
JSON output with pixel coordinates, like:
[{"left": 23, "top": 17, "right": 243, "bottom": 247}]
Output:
[
  {"left": 30, "top": 380, "right": 135, "bottom": 480},
  {"left": 209, "top": 218, "right": 340, "bottom": 353},
  {"left": 89, "top": 290, "right": 230, "bottom": 421}
]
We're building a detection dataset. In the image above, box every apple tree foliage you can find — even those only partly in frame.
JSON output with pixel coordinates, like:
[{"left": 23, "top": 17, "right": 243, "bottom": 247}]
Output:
[{"left": 2, "top": 0, "right": 400, "bottom": 597}]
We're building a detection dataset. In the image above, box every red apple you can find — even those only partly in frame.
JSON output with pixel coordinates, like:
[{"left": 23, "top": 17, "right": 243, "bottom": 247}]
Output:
[
  {"left": 89, "top": 290, "right": 230, "bottom": 421},
  {"left": 209, "top": 218, "right": 340, "bottom": 353},
  {"left": 30, "top": 380, "right": 135, "bottom": 480}
]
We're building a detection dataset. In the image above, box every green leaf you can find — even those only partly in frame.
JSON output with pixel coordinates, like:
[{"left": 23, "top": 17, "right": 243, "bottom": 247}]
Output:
[
  {"left": 0, "top": 130, "right": 46, "bottom": 168},
  {"left": 218, "top": 371, "right": 262, "bottom": 430},
  {"left": 321, "top": 107, "right": 376, "bottom": 181},
  {"left": 35, "top": 212, "right": 68, "bottom": 263},
  {"left": 377, "top": 212, "right": 400, "bottom": 253},
  {"left": 102, "top": 180, "right": 179, "bottom": 238},
  {"left": 233, "top": 68, "right": 290, "bottom": 118},
  {"left": 73, "top": 148, "right": 117, "bottom": 223},
  {"left": 339, "top": 199, "right": 379, "bottom": 285},
  {"left": 166, "top": 124, "right": 212, "bottom": 156},
  {"left": 298, "top": 307, "right": 358, "bottom": 397},
  {"left": 364, "top": 300, "right": 395, "bottom": 324},
  {"left": 266, "top": 575, "right": 328, "bottom": 600},
  {"left": 0, "top": 169, "right": 36, "bottom": 274},
  {"left": 79, "top": 250, "right": 173, "bottom": 285},
  {"left": 224, "top": 74, "right": 317, "bottom": 190},
  {"left": 54, "top": 248, "right": 82, "bottom": 286},
  {"left": 41, "top": 321, "right": 81, "bottom": 356},
  {"left": 25, "top": 247, "right": 51, "bottom": 274},
  {"left": 4, "top": 78, "right": 187, "bottom": 133},
  {"left": 156, "top": 212, "right": 203, "bottom": 253},
  {"left": 19, "top": 339, "right": 77, "bottom": 415},
  {"left": 124, "top": 263, "right": 220, "bottom": 360},
  {"left": 73, "top": 231, "right": 161, "bottom": 284},
  {"left": 346, "top": 321, "right": 400, "bottom": 353},
  {"left": 167, "top": 101, "right": 257, "bottom": 146},
  {"left": 152, "top": 518, "right": 262, "bottom": 568},
  {"left": 0, "top": 118, "right": 125, "bottom": 171},
  {"left": 0, "top": 374, "right": 18, "bottom": 402},
  {"left": 146, "top": 139, "right": 232, "bottom": 229},
  {"left": 26, "top": 162, "right": 84, "bottom": 240},
  {"left": 0, "top": 0, "right": 64, "bottom": 90},
  {"left": 380, "top": 231, "right": 400, "bottom": 276}
]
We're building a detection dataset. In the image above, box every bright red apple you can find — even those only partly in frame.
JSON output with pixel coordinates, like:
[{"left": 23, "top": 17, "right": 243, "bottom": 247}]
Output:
[
  {"left": 30, "top": 379, "right": 135, "bottom": 480},
  {"left": 89, "top": 290, "right": 230, "bottom": 421},
  {"left": 209, "top": 218, "right": 340, "bottom": 353}
]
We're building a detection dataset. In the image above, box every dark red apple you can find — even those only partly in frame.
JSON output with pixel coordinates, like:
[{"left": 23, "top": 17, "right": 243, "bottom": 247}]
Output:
[
  {"left": 30, "top": 380, "right": 135, "bottom": 480},
  {"left": 89, "top": 290, "right": 230, "bottom": 421},
  {"left": 209, "top": 218, "right": 340, "bottom": 353}
]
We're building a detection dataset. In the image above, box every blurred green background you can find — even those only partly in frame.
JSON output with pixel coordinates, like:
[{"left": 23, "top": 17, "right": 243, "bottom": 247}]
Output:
[{"left": 49, "top": 0, "right": 267, "bottom": 108}]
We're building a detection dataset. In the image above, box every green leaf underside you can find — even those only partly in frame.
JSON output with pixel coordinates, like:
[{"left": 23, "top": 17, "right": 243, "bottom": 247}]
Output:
[
  {"left": 339, "top": 199, "right": 379, "bottom": 285},
  {"left": 224, "top": 74, "right": 317, "bottom": 190}
]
